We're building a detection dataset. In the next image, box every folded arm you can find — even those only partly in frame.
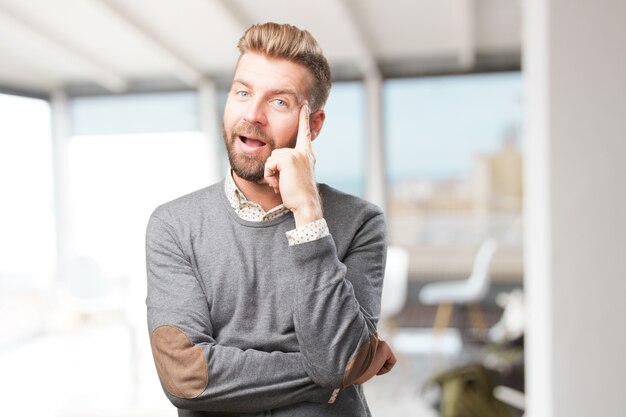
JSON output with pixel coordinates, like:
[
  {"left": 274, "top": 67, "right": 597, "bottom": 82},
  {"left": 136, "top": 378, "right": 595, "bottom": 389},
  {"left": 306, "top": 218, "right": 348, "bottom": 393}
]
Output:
[
  {"left": 289, "top": 211, "right": 395, "bottom": 389},
  {"left": 146, "top": 214, "right": 333, "bottom": 413}
]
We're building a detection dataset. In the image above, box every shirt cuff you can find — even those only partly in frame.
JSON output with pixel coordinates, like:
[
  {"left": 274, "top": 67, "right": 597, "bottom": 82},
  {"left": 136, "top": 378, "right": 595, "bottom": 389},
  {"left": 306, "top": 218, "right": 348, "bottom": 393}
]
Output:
[
  {"left": 328, "top": 388, "right": 340, "bottom": 404},
  {"left": 285, "top": 218, "right": 330, "bottom": 246}
]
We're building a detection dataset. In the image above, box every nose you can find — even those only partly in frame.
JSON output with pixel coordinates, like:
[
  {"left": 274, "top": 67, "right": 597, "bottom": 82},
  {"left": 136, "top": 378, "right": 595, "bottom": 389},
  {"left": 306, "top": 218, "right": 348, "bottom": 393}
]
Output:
[{"left": 243, "top": 97, "right": 267, "bottom": 126}]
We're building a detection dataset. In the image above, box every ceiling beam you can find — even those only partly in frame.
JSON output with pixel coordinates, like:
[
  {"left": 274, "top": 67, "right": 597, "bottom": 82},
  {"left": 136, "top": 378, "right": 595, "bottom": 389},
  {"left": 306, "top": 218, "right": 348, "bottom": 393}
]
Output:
[
  {"left": 0, "top": 39, "right": 60, "bottom": 92},
  {"left": 336, "top": 0, "right": 380, "bottom": 78},
  {"left": 95, "top": 0, "right": 205, "bottom": 88},
  {"left": 0, "top": 83, "right": 50, "bottom": 100},
  {"left": 459, "top": 0, "right": 476, "bottom": 69},
  {"left": 212, "top": 0, "right": 253, "bottom": 33},
  {"left": 0, "top": 4, "right": 127, "bottom": 92}
]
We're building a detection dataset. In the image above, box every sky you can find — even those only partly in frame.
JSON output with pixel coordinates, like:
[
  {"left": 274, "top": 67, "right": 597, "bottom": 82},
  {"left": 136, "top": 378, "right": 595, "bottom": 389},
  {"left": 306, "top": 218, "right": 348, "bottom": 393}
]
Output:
[
  {"left": 314, "top": 72, "right": 523, "bottom": 195},
  {"left": 384, "top": 72, "right": 523, "bottom": 181}
]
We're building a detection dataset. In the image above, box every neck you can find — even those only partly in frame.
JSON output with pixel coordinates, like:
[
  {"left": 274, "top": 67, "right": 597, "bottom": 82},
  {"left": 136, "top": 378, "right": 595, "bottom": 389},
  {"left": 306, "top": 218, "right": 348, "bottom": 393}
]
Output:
[{"left": 232, "top": 171, "right": 283, "bottom": 211}]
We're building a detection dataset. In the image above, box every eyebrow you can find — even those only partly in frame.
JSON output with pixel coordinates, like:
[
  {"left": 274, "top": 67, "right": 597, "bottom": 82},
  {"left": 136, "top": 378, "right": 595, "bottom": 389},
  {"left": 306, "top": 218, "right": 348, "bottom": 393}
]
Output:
[{"left": 232, "top": 79, "right": 303, "bottom": 103}]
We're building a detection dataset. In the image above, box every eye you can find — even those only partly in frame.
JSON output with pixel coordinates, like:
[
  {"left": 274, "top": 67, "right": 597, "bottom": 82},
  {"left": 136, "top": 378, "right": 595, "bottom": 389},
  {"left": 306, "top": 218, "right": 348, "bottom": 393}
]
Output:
[
  {"left": 273, "top": 98, "right": 288, "bottom": 108},
  {"left": 236, "top": 90, "right": 250, "bottom": 98}
]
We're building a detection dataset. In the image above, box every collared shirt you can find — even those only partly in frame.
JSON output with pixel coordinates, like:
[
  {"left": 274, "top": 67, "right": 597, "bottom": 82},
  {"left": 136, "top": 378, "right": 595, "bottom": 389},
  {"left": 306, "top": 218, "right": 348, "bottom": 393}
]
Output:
[{"left": 224, "top": 171, "right": 330, "bottom": 246}]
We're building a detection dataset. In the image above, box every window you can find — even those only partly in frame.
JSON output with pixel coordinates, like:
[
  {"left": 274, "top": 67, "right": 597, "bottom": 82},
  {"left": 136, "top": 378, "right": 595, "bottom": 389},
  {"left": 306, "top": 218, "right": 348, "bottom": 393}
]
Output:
[
  {"left": 314, "top": 81, "right": 366, "bottom": 197},
  {"left": 0, "top": 93, "right": 54, "bottom": 291},
  {"left": 67, "top": 91, "right": 212, "bottom": 285},
  {"left": 384, "top": 72, "right": 523, "bottom": 278},
  {"left": 71, "top": 91, "right": 198, "bottom": 135}
]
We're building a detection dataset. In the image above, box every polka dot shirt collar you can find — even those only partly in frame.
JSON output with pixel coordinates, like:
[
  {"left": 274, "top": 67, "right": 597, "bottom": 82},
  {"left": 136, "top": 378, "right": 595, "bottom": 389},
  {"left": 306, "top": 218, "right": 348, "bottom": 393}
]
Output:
[{"left": 224, "top": 170, "right": 291, "bottom": 222}]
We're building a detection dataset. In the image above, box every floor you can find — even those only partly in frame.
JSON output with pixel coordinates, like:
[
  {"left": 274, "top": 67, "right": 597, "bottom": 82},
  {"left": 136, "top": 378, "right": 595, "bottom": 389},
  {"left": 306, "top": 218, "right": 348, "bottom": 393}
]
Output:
[{"left": 0, "top": 300, "right": 512, "bottom": 417}]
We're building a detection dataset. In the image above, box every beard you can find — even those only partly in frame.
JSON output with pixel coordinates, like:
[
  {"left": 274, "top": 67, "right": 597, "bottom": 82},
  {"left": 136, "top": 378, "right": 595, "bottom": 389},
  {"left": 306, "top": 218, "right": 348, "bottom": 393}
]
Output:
[{"left": 223, "top": 121, "right": 276, "bottom": 183}]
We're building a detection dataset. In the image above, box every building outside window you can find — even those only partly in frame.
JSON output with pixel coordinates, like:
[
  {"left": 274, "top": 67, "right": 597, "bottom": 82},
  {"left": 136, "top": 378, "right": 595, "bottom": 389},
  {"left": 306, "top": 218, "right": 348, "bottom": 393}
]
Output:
[{"left": 384, "top": 72, "right": 524, "bottom": 281}]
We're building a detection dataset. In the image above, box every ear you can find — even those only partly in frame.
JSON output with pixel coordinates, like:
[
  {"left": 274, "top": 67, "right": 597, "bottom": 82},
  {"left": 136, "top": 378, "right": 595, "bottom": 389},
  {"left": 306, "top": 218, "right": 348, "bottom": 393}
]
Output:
[{"left": 309, "top": 109, "right": 326, "bottom": 141}]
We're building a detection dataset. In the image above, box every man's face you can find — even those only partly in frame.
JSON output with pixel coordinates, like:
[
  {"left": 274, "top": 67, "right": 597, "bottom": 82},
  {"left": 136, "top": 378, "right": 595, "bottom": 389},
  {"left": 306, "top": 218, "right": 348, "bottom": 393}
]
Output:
[{"left": 223, "top": 52, "right": 314, "bottom": 183}]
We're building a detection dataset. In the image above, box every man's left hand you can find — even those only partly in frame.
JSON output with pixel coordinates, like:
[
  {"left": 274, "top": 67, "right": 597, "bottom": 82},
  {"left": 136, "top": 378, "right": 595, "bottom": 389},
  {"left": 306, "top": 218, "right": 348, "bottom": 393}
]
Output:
[{"left": 353, "top": 338, "right": 397, "bottom": 385}]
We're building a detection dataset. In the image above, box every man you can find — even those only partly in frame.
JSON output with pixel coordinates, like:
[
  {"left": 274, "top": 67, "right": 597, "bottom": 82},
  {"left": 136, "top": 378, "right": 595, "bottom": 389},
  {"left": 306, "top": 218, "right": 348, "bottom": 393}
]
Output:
[{"left": 146, "top": 22, "right": 396, "bottom": 416}]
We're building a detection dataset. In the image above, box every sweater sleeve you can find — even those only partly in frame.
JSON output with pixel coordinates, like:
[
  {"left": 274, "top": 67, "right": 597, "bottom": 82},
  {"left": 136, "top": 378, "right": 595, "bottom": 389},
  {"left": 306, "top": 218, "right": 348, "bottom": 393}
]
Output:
[
  {"left": 289, "top": 210, "right": 387, "bottom": 389},
  {"left": 145, "top": 214, "right": 334, "bottom": 413}
]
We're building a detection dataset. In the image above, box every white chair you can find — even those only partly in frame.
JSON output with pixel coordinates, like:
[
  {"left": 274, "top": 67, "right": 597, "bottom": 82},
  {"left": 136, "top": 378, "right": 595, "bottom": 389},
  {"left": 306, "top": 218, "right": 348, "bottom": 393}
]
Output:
[
  {"left": 379, "top": 246, "right": 410, "bottom": 337},
  {"left": 418, "top": 239, "right": 498, "bottom": 335}
]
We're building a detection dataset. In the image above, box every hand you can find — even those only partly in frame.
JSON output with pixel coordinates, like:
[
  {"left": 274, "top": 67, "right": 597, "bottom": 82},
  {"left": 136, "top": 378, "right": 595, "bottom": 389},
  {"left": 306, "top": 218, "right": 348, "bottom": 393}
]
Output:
[
  {"left": 353, "top": 339, "right": 397, "bottom": 385},
  {"left": 263, "top": 103, "right": 323, "bottom": 227}
]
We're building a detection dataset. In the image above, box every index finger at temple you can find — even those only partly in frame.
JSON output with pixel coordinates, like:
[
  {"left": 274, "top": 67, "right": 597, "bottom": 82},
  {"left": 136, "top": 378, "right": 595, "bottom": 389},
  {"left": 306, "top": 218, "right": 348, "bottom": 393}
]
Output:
[{"left": 295, "top": 103, "right": 312, "bottom": 152}]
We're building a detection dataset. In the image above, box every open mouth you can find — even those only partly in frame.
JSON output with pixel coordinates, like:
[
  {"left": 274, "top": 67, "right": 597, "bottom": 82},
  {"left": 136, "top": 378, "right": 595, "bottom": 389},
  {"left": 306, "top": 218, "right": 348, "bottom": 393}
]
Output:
[
  {"left": 238, "top": 134, "right": 267, "bottom": 151},
  {"left": 239, "top": 135, "right": 265, "bottom": 148}
]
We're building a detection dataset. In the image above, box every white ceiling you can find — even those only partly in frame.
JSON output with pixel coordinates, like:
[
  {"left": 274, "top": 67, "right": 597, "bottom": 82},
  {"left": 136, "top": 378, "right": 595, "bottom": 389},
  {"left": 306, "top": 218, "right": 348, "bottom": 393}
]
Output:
[{"left": 0, "top": 0, "right": 521, "bottom": 96}]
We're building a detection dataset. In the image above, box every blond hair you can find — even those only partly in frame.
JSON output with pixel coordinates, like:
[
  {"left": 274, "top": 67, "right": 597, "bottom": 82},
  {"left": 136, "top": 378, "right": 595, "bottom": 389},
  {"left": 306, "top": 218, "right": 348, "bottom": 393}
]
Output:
[{"left": 237, "top": 22, "right": 332, "bottom": 112}]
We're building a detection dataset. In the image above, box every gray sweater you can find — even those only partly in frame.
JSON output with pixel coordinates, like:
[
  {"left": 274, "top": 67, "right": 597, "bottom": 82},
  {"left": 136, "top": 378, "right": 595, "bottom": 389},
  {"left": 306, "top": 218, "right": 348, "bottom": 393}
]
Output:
[{"left": 146, "top": 181, "right": 387, "bottom": 416}]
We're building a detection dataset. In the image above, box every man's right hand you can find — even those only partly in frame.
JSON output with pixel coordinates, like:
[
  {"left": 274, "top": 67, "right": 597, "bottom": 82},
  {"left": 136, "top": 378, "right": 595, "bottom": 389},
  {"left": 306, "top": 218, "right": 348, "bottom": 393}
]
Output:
[
  {"left": 353, "top": 338, "right": 397, "bottom": 385},
  {"left": 262, "top": 103, "right": 323, "bottom": 228}
]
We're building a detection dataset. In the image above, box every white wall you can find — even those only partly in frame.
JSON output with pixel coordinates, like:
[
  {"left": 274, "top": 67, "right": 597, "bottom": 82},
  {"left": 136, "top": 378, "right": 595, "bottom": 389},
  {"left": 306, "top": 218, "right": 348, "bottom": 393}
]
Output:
[{"left": 524, "top": 1, "right": 626, "bottom": 416}]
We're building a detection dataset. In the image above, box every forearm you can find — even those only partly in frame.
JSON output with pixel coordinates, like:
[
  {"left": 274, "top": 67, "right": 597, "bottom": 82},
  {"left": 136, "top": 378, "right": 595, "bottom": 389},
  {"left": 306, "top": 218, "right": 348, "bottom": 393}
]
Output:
[
  {"left": 289, "top": 213, "right": 387, "bottom": 388},
  {"left": 149, "top": 324, "right": 332, "bottom": 412}
]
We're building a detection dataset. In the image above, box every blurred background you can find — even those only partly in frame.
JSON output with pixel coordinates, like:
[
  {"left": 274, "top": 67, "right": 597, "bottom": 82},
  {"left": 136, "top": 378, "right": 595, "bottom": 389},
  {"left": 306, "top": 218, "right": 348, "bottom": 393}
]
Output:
[{"left": 0, "top": 1, "right": 623, "bottom": 416}]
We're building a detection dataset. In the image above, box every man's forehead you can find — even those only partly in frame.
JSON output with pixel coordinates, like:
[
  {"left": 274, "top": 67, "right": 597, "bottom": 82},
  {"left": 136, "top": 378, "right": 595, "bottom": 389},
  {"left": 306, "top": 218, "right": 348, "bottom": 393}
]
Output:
[
  {"left": 232, "top": 52, "right": 312, "bottom": 98},
  {"left": 233, "top": 78, "right": 300, "bottom": 99}
]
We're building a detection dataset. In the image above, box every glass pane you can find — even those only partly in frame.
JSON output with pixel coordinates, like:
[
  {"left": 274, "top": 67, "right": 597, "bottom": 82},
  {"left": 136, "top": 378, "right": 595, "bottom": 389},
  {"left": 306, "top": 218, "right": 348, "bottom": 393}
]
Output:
[
  {"left": 54, "top": 131, "right": 212, "bottom": 412},
  {"left": 314, "top": 82, "right": 366, "bottom": 197},
  {"left": 384, "top": 72, "right": 523, "bottom": 279},
  {"left": 67, "top": 132, "right": 212, "bottom": 279},
  {"left": 71, "top": 91, "right": 198, "bottom": 135},
  {"left": 0, "top": 93, "right": 54, "bottom": 290}
]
